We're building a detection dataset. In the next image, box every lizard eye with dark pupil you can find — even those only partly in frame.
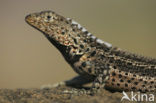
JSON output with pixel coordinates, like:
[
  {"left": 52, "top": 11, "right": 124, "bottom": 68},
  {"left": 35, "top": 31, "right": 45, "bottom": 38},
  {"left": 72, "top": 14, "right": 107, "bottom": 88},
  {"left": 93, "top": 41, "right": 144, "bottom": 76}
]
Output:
[{"left": 47, "top": 15, "right": 51, "bottom": 19}]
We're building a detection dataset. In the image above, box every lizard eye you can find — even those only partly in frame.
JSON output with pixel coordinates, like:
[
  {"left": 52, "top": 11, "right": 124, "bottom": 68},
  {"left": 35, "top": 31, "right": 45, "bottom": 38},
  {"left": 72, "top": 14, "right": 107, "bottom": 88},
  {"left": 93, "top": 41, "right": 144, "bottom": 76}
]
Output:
[
  {"left": 45, "top": 15, "right": 54, "bottom": 22},
  {"left": 47, "top": 15, "right": 51, "bottom": 19}
]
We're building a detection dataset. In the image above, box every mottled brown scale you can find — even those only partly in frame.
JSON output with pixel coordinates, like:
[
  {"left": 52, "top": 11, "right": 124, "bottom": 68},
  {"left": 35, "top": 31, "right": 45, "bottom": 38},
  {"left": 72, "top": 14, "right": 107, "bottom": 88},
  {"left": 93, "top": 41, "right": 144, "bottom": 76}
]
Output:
[
  {"left": 25, "top": 10, "right": 156, "bottom": 93},
  {"left": 106, "top": 68, "right": 156, "bottom": 92}
]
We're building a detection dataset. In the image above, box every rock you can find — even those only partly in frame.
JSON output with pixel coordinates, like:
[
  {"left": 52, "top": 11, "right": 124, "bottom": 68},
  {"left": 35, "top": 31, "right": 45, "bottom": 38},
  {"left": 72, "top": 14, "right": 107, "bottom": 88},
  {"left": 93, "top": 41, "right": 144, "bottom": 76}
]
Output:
[{"left": 0, "top": 86, "right": 152, "bottom": 103}]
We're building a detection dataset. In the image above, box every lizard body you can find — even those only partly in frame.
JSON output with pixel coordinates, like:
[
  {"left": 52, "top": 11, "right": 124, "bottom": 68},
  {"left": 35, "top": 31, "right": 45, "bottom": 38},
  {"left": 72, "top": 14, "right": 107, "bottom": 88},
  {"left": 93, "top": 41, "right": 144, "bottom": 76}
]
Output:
[{"left": 25, "top": 11, "right": 156, "bottom": 93}]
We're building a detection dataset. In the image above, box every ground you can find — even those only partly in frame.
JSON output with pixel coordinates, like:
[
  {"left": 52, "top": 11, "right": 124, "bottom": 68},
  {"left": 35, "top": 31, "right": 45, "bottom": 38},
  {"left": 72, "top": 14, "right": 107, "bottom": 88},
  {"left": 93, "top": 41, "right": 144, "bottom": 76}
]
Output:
[{"left": 0, "top": 85, "right": 154, "bottom": 103}]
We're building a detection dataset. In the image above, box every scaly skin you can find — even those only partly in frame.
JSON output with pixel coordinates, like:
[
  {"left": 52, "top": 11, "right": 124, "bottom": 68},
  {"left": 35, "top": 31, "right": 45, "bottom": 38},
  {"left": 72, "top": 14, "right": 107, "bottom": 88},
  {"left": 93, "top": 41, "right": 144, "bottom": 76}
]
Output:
[{"left": 25, "top": 11, "right": 156, "bottom": 93}]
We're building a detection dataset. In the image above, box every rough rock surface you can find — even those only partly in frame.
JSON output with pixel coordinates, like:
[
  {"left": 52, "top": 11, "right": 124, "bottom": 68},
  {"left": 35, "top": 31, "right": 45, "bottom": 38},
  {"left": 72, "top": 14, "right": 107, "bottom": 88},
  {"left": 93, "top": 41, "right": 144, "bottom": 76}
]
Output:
[{"left": 0, "top": 86, "right": 154, "bottom": 103}]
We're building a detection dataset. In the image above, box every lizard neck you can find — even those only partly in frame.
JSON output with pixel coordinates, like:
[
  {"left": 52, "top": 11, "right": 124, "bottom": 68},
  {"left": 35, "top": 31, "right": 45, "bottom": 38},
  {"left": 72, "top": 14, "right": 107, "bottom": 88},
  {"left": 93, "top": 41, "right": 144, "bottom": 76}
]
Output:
[
  {"left": 45, "top": 18, "right": 113, "bottom": 65},
  {"left": 45, "top": 34, "right": 84, "bottom": 64}
]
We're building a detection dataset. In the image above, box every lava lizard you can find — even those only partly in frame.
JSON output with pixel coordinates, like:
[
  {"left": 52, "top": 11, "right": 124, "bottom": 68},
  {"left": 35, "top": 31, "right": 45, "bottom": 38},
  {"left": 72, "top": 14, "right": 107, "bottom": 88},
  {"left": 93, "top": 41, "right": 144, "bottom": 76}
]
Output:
[{"left": 25, "top": 10, "right": 156, "bottom": 94}]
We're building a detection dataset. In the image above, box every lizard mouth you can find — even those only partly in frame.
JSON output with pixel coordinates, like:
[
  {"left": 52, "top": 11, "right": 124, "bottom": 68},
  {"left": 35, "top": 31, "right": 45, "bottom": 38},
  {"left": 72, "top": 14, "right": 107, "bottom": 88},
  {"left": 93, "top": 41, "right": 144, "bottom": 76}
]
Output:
[
  {"left": 25, "top": 14, "right": 37, "bottom": 29},
  {"left": 25, "top": 14, "right": 39, "bottom": 28}
]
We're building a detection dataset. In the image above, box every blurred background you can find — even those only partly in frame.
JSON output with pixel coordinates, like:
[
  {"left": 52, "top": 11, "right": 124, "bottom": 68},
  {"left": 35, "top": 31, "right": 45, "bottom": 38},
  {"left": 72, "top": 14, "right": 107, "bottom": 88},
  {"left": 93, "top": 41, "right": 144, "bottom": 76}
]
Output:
[{"left": 0, "top": 0, "right": 156, "bottom": 89}]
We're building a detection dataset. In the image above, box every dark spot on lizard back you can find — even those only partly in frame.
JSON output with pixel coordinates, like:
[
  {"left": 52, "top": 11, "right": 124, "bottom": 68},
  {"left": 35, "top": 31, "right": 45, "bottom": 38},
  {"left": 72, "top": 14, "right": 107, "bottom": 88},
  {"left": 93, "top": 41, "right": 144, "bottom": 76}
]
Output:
[
  {"left": 133, "top": 74, "right": 136, "bottom": 77},
  {"left": 138, "top": 89, "right": 142, "bottom": 92},
  {"left": 125, "top": 83, "right": 128, "bottom": 87},
  {"left": 127, "top": 80, "right": 131, "bottom": 83},
  {"left": 142, "top": 85, "right": 145, "bottom": 87},
  {"left": 112, "top": 72, "right": 116, "bottom": 76},
  {"left": 117, "top": 83, "right": 120, "bottom": 86},
  {"left": 131, "top": 78, "right": 135, "bottom": 80},
  {"left": 118, "top": 74, "right": 122, "bottom": 78},
  {"left": 86, "top": 48, "right": 90, "bottom": 52},
  {"left": 139, "top": 79, "right": 143, "bottom": 81},
  {"left": 83, "top": 39, "right": 87, "bottom": 43},
  {"left": 131, "top": 87, "right": 136, "bottom": 90},
  {"left": 134, "top": 82, "right": 138, "bottom": 85},
  {"left": 90, "top": 51, "right": 96, "bottom": 57},
  {"left": 125, "top": 72, "right": 128, "bottom": 75},
  {"left": 73, "top": 38, "right": 78, "bottom": 44},
  {"left": 79, "top": 50, "right": 82, "bottom": 53},
  {"left": 109, "top": 59, "right": 114, "bottom": 63},
  {"left": 120, "top": 79, "right": 124, "bottom": 82},
  {"left": 113, "top": 66, "right": 117, "bottom": 69},
  {"left": 145, "top": 89, "right": 148, "bottom": 92},
  {"left": 72, "top": 29, "right": 75, "bottom": 32},
  {"left": 80, "top": 44, "right": 84, "bottom": 49},
  {"left": 112, "top": 78, "right": 115, "bottom": 82},
  {"left": 150, "top": 81, "right": 154, "bottom": 84},
  {"left": 150, "top": 86, "right": 153, "bottom": 88}
]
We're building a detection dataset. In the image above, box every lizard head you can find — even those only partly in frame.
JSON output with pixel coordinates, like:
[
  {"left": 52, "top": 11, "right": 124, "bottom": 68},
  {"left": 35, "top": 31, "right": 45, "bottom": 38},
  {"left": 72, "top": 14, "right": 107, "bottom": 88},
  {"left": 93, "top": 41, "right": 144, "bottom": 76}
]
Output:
[
  {"left": 25, "top": 11, "right": 72, "bottom": 45},
  {"left": 25, "top": 10, "right": 92, "bottom": 61},
  {"left": 25, "top": 11, "right": 82, "bottom": 47}
]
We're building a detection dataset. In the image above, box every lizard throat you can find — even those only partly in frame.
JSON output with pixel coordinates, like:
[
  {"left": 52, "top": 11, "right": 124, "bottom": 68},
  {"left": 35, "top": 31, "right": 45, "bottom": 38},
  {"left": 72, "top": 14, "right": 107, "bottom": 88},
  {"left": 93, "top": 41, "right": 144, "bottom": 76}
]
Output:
[{"left": 45, "top": 35, "right": 83, "bottom": 64}]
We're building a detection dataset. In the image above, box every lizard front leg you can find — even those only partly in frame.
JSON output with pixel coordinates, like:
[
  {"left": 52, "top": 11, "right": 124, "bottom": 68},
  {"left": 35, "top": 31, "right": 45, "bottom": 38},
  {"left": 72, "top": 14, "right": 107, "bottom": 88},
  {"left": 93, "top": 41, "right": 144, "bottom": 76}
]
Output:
[
  {"left": 90, "top": 66, "right": 111, "bottom": 95},
  {"left": 62, "top": 67, "right": 111, "bottom": 95}
]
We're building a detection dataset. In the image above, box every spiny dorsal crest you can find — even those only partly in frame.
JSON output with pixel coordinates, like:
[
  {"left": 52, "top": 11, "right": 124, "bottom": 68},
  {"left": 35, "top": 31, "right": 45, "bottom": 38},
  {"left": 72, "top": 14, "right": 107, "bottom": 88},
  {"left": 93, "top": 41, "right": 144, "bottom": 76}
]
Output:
[{"left": 67, "top": 17, "right": 112, "bottom": 48}]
